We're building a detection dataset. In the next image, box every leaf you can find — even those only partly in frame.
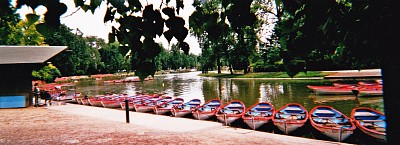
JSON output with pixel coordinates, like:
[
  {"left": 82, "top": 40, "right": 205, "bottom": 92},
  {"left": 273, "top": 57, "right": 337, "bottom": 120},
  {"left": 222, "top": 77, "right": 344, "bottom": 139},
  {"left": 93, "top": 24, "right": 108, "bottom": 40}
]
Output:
[
  {"left": 104, "top": 7, "right": 114, "bottom": 23},
  {"left": 135, "top": 61, "right": 156, "bottom": 81},
  {"left": 176, "top": 0, "right": 184, "bottom": 14},
  {"left": 142, "top": 38, "right": 162, "bottom": 58},
  {"left": 128, "top": 0, "right": 142, "bottom": 10},
  {"left": 91, "top": 0, "right": 102, "bottom": 7},
  {"left": 222, "top": 0, "right": 231, "bottom": 8},
  {"left": 26, "top": 14, "right": 39, "bottom": 25},
  {"left": 108, "top": 33, "right": 115, "bottom": 43},
  {"left": 179, "top": 42, "right": 190, "bottom": 55},
  {"left": 118, "top": 46, "right": 130, "bottom": 56},
  {"left": 57, "top": 2, "right": 68, "bottom": 15},
  {"left": 35, "top": 23, "right": 48, "bottom": 35},
  {"left": 163, "top": 30, "right": 173, "bottom": 43},
  {"left": 74, "top": 0, "right": 85, "bottom": 7},
  {"left": 81, "top": 5, "right": 89, "bottom": 12},
  {"left": 162, "top": 7, "right": 175, "bottom": 17},
  {"left": 165, "top": 16, "right": 185, "bottom": 29},
  {"left": 173, "top": 27, "right": 188, "bottom": 42}
]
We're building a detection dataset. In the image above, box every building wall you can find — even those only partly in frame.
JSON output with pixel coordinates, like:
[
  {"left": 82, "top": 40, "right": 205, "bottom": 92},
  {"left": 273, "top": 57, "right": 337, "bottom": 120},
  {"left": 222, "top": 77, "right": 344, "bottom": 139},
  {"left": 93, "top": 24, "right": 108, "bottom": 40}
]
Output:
[{"left": 0, "top": 64, "right": 35, "bottom": 108}]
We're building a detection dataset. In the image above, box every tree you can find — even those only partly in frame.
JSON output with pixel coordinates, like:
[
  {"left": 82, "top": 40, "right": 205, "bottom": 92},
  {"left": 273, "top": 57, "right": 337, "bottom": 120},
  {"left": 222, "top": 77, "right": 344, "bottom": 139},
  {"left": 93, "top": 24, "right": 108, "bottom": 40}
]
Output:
[
  {"left": 277, "top": 0, "right": 399, "bottom": 143},
  {"left": 98, "top": 43, "right": 124, "bottom": 73},
  {"left": 32, "top": 64, "right": 61, "bottom": 83},
  {"left": 0, "top": 0, "right": 22, "bottom": 45},
  {"left": 17, "top": 20, "right": 45, "bottom": 45},
  {"left": 44, "top": 25, "right": 95, "bottom": 76}
]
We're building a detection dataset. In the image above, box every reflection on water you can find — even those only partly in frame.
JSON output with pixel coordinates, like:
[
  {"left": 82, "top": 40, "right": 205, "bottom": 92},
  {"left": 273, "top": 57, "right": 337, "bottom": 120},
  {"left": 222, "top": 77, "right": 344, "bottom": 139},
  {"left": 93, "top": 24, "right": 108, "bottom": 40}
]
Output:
[{"left": 75, "top": 72, "right": 384, "bottom": 116}]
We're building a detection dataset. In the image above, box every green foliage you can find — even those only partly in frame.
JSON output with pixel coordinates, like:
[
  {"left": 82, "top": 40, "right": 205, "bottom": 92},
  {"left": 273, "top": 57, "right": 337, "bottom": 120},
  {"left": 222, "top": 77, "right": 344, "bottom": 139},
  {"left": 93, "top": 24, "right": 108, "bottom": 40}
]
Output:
[
  {"left": 154, "top": 44, "right": 198, "bottom": 71},
  {"left": 45, "top": 25, "right": 99, "bottom": 76},
  {"left": 17, "top": 20, "right": 45, "bottom": 45},
  {"left": 0, "top": 0, "right": 22, "bottom": 45},
  {"left": 32, "top": 64, "right": 61, "bottom": 83},
  {"left": 98, "top": 43, "right": 124, "bottom": 73},
  {"left": 13, "top": 0, "right": 191, "bottom": 81}
]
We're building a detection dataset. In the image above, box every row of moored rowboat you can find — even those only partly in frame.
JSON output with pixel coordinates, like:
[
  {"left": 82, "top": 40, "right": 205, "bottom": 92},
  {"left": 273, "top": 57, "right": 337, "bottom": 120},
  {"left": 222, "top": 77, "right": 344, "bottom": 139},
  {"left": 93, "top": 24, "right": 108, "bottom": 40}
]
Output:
[
  {"left": 74, "top": 93, "right": 386, "bottom": 143},
  {"left": 307, "top": 80, "right": 383, "bottom": 96}
]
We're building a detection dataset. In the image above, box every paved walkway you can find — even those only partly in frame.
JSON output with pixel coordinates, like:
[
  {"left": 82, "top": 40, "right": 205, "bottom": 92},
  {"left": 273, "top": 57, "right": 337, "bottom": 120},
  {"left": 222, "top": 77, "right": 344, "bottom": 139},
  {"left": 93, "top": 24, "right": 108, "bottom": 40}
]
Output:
[
  {"left": 47, "top": 104, "right": 348, "bottom": 145},
  {"left": 323, "top": 69, "right": 381, "bottom": 79}
]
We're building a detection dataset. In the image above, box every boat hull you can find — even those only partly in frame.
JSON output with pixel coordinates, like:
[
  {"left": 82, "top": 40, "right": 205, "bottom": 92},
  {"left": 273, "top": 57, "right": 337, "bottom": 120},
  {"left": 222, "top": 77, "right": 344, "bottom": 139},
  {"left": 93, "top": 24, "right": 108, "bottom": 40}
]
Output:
[
  {"left": 192, "top": 111, "right": 216, "bottom": 120},
  {"left": 171, "top": 109, "right": 192, "bottom": 117},
  {"left": 81, "top": 99, "right": 90, "bottom": 105},
  {"left": 120, "top": 102, "right": 135, "bottom": 111},
  {"left": 310, "top": 106, "right": 356, "bottom": 142},
  {"left": 192, "top": 99, "right": 221, "bottom": 120},
  {"left": 135, "top": 105, "right": 154, "bottom": 112},
  {"left": 216, "top": 115, "right": 241, "bottom": 124},
  {"left": 356, "top": 90, "right": 383, "bottom": 97},
  {"left": 154, "top": 108, "right": 171, "bottom": 115},
  {"left": 88, "top": 100, "right": 103, "bottom": 107},
  {"left": 101, "top": 101, "right": 121, "bottom": 108},
  {"left": 274, "top": 121, "right": 305, "bottom": 134},
  {"left": 243, "top": 117, "right": 269, "bottom": 130},
  {"left": 311, "top": 124, "right": 354, "bottom": 142},
  {"left": 351, "top": 107, "right": 386, "bottom": 141},
  {"left": 242, "top": 102, "right": 275, "bottom": 130},
  {"left": 272, "top": 103, "right": 308, "bottom": 134}
]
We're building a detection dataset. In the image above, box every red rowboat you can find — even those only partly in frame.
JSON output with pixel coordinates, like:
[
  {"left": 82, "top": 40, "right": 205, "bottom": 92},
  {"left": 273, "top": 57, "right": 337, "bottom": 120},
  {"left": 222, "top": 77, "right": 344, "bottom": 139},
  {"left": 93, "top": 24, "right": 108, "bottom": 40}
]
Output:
[
  {"left": 215, "top": 100, "right": 245, "bottom": 125},
  {"left": 154, "top": 98, "right": 184, "bottom": 115},
  {"left": 192, "top": 99, "right": 222, "bottom": 120},
  {"left": 171, "top": 99, "right": 201, "bottom": 117},
  {"left": 272, "top": 103, "right": 308, "bottom": 134},
  {"left": 309, "top": 106, "right": 356, "bottom": 142},
  {"left": 242, "top": 102, "right": 275, "bottom": 130},
  {"left": 351, "top": 107, "right": 386, "bottom": 141}
]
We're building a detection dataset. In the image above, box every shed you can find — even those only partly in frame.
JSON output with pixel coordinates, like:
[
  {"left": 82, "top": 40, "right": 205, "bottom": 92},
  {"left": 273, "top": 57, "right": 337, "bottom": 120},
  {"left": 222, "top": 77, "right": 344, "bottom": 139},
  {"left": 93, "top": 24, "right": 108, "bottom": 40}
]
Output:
[{"left": 0, "top": 46, "right": 67, "bottom": 108}]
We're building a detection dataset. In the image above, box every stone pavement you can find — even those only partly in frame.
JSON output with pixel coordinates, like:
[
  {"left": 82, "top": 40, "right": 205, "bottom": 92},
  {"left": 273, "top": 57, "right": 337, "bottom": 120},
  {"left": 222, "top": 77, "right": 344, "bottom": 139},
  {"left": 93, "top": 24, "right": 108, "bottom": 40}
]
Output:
[
  {"left": 323, "top": 69, "right": 381, "bottom": 79},
  {"left": 47, "top": 104, "right": 349, "bottom": 145}
]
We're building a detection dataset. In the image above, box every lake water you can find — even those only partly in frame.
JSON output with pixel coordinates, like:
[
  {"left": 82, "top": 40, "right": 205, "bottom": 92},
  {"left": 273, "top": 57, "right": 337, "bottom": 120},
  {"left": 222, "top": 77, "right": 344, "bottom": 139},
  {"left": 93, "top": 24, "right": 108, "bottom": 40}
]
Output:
[
  {"left": 76, "top": 72, "right": 384, "bottom": 116},
  {"left": 74, "top": 71, "right": 385, "bottom": 144}
]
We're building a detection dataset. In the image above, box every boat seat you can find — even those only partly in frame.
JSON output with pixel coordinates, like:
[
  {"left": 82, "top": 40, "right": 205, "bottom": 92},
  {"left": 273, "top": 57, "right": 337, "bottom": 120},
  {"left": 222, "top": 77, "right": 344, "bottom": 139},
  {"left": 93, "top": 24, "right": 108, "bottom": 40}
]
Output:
[
  {"left": 254, "top": 107, "right": 271, "bottom": 112},
  {"left": 360, "top": 119, "right": 385, "bottom": 122}
]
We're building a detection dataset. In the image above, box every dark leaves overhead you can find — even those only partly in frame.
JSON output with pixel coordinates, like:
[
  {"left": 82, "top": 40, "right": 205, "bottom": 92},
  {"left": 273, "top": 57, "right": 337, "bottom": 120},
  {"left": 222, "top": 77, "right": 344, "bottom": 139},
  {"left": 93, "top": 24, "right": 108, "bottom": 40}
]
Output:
[
  {"left": 227, "top": 0, "right": 256, "bottom": 33},
  {"left": 16, "top": 0, "right": 190, "bottom": 81},
  {"left": 142, "top": 5, "right": 164, "bottom": 37},
  {"left": 176, "top": 0, "right": 184, "bottom": 14},
  {"left": 179, "top": 42, "right": 190, "bottom": 55},
  {"left": 104, "top": 7, "right": 116, "bottom": 23},
  {"left": 162, "top": 7, "right": 175, "bottom": 17}
]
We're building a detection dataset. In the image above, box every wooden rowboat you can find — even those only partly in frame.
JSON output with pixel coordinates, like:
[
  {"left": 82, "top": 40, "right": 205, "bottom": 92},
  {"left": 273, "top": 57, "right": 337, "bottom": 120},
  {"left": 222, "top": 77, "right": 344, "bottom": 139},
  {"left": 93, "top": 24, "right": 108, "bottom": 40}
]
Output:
[
  {"left": 171, "top": 99, "right": 201, "bottom": 117},
  {"left": 81, "top": 98, "right": 91, "bottom": 105},
  {"left": 120, "top": 98, "right": 140, "bottom": 111},
  {"left": 272, "top": 103, "right": 308, "bottom": 134},
  {"left": 101, "top": 100, "right": 122, "bottom": 108},
  {"left": 192, "top": 99, "right": 222, "bottom": 120},
  {"left": 215, "top": 100, "right": 245, "bottom": 125},
  {"left": 242, "top": 102, "right": 275, "bottom": 130},
  {"left": 309, "top": 106, "right": 356, "bottom": 142},
  {"left": 88, "top": 97, "right": 105, "bottom": 107},
  {"left": 134, "top": 96, "right": 162, "bottom": 112},
  {"left": 351, "top": 107, "right": 386, "bottom": 141},
  {"left": 307, "top": 85, "right": 356, "bottom": 95},
  {"left": 154, "top": 98, "right": 184, "bottom": 115}
]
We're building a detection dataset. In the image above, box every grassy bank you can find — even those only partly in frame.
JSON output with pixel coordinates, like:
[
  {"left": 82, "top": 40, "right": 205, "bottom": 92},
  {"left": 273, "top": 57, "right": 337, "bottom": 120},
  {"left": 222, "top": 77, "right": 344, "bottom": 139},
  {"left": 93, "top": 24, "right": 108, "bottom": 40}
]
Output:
[{"left": 198, "top": 71, "right": 334, "bottom": 78}]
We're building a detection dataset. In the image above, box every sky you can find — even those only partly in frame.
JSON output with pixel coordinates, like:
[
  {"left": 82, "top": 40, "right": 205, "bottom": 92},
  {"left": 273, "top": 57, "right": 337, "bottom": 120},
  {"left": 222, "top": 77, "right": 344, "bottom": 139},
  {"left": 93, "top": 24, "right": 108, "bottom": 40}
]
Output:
[{"left": 13, "top": 0, "right": 201, "bottom": 55}]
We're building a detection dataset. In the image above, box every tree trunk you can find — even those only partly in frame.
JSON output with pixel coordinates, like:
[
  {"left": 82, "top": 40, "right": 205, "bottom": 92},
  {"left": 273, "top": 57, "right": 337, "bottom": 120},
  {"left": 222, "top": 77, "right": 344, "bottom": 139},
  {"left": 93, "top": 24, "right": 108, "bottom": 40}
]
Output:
[
  {"left": 381, "top": 60, "right": 400, "bottom": 145},
  {"left": 217, "top": 57, "right": 221, "bottom": 74},
  {"left": 229, "top": 64, "right": 233, "bottom": 74},
  {"left": 379, "top": 2, "right": 400, "bottom": 144}
]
